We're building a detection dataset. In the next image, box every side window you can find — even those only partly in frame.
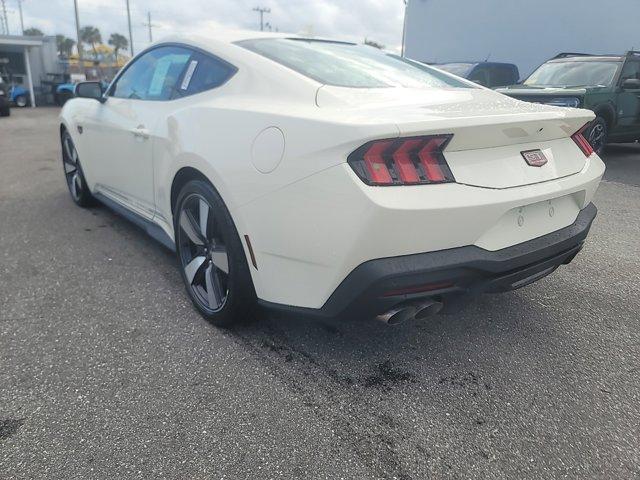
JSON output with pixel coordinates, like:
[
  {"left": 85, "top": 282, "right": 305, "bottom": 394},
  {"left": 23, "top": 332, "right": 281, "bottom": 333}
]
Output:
[
  {"left": 619, "top": 61, "right": 640, "bottom": 83},
  {"left": 111, "top": 46, "right": 192, "bottom": 100},
  {"left": 490, "top": 66, "right": 518, "bottom": 87},
  {"left": 178, "top": 52, "right": 236, "bottom": 96},
  {"left": 468, "top": 67, "right": 489, "bottom": 87}
]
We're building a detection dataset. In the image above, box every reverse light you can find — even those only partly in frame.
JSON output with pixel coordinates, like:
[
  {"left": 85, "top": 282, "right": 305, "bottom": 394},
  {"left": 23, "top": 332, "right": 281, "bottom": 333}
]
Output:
[
  {"left": 571, "top": 123, "right": 594, "bottom": 157},
  {"left": 348, "top": 135, "right": 455, "bottom": 186}
]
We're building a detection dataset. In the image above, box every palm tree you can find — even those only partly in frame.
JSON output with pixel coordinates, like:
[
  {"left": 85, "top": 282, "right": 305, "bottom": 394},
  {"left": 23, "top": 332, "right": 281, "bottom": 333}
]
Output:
[
  {"left": 23, "top": 27, "right": 44, "bottom": 36},
  {"left": 80, "top": 26, "right": 102, "bottom": 60},
  {"left": 56, "top": 35, "right": 76, "bottom": 59},
  {"left": 108, "top": 33, "right": 129, "bottom": 63}
]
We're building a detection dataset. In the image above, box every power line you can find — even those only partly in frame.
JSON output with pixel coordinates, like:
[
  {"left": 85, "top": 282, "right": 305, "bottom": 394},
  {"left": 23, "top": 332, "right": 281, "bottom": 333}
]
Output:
[{"left": 252, "top": 6, "right": 270, "bottom": 32}]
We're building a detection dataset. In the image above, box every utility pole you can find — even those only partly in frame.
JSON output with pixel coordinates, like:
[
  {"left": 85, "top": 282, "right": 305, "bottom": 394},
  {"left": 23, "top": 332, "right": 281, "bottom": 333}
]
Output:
[
  {"left": 17, "top": 0, "right": 24, "bottom": 35},
  {"left": 142, "top": 11, "right": 157, "bottom": 43},
  {"left": 125, "top": 0, "right": 134, "bottom": 56},
  {"left": 0, "top": 0, "right": 9, "bottom": 35},
  {"left": 73, "top": 0, "right": 84, "bottom": 76},
  {"left": 252, "top": 6, "right": 270, "bottom": 32},
  {"left": 401, "top": 0, "right": 408, "bottom": 57}
]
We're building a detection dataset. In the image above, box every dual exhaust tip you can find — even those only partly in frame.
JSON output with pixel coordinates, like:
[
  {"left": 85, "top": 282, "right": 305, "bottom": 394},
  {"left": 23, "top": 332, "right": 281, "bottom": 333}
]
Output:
[{"left": 376, "top": 299, "right": 443, "bottom": 326}]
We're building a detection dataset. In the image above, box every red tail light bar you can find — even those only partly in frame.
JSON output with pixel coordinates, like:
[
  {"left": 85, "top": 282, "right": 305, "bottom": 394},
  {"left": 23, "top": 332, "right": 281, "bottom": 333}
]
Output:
[
  {"left": 571, "top": 123, "right": 594, "bottom": 157},
  {"left": 348, "top": 135, "right": 455, "bottom": 186}
]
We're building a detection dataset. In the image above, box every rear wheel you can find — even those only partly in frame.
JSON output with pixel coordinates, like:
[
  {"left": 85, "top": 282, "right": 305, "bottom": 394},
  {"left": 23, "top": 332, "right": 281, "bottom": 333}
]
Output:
[
  {"left": 587, "top": 116, "right": 608, "bottom": 156},
  {"left": 15, "top": 95, "right": 28, "bottom": 107},
  {"left": 174, "top": 179, "right": 257, "bottom": 326},
  {"left": 61, "top": 130, "right": 95, "bottom": 207}
]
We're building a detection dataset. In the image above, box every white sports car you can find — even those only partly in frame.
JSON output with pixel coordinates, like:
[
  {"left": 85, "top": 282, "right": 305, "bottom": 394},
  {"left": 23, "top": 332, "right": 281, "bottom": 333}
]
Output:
[{"left": 60, "top": 31, "right": 604, "bottom": 326}]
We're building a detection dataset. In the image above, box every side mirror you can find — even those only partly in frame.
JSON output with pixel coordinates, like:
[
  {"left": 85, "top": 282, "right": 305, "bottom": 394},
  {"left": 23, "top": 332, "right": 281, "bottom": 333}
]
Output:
[
  {"left": 622, "top": 78, "right": 640, "bottom": 90},
  {"left": 75, "top": 81, "right": 105, "bottom": 102}
]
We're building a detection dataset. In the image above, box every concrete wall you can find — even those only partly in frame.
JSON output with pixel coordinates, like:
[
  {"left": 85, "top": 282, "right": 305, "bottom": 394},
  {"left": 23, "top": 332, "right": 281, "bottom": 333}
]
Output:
[{"left": 405, "top": 0, "right": 640, "bottom": 78}]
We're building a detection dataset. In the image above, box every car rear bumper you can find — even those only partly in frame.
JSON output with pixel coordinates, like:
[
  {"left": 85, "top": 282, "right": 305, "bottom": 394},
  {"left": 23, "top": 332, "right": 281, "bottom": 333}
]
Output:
[{"left": 259, "top": 203, "right": 597, "bottom": 320}]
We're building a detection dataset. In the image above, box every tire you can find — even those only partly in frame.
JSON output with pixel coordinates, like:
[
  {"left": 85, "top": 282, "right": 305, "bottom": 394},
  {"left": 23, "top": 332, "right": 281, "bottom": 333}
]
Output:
[
  {"left": 587, "top": 116, "right": 608, "bottom": 156},
  {"left": 56, "top": 91, "right": 73, "bottom": 106},
  {"left": 0, "top": 106, "right": 9, "bottom": 117},
  {"left": 61, "top": 130, "right": 96, "bottom": 207},
  {"left": 15, "top": 95, "right": 28, "bottom": 108},
  {"left": 174, "top": 179, "right": 257, "bottom": 326}
]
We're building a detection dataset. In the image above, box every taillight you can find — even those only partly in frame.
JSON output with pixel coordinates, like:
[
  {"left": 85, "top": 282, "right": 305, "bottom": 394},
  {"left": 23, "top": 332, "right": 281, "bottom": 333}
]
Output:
[
  {"left": 348, "top": 135, "right": 455, "bottom": 186},
  {"left": 571, "top": 123, "right": 594, "bottom": 157}
]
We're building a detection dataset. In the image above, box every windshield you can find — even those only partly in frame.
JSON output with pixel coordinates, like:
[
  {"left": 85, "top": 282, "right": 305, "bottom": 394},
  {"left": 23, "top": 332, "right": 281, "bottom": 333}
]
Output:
[
  {"left": 435, "top": 63, "right": 474, "bottom": 77},
  {"left": 525, "top": 60, "right": 619, "bottom": 87},
  {"left": 237, "top": 38, "right": 472, "bottom": 89}
]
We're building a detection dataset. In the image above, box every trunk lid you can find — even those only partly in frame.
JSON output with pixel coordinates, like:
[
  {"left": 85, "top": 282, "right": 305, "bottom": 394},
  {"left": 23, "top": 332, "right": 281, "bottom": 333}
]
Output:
[{"left": 317, "top": 86, "right": 594, "bottom": 189}]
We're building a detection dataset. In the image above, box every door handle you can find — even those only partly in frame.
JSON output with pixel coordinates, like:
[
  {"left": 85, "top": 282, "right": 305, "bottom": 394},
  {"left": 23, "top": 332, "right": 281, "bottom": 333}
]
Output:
[{"left": 130, "top": 126, "right": 150, "bottom": 139}]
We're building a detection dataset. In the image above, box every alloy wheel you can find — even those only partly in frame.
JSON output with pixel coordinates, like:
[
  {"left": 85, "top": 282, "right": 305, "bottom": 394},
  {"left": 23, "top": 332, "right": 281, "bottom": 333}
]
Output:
[
  {"left": 62, "top": 133, "right": 83, "bottom": 201},
  {"left": 177, "top": 194, "right": 230, "bottom": 312},
  {"left": 588, "top": 123, "right": 606, "bottom": 155}
]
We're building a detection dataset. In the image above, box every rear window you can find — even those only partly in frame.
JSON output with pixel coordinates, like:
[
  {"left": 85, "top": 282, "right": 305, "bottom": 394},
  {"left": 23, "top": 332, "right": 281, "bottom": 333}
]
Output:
[{"left": 237, "top": 38, "right": 472, "bottom": 89}]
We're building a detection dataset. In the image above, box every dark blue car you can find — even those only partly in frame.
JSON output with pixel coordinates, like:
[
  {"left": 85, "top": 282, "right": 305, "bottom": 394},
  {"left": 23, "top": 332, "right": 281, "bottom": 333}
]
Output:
[{"left": 434, "top": 62, "right": 520, "bottom": 88}]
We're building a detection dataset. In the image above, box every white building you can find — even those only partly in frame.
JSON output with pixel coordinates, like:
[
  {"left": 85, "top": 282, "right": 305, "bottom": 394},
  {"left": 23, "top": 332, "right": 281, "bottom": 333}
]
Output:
[
  {"left": 0, "top": 35, "right": 62, "bottom": 106},
  {"left": 404, "top": 0, "right": 640, "bottom": 78}
]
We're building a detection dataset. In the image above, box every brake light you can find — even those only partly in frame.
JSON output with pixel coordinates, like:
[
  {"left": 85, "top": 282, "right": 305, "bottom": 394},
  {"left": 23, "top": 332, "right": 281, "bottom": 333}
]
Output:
[
  {"left": 571, "top": 123, "right": 594, "bottom": 157},
  {"left": 348, "top": 135, "right": 455, "bottom": 186}
]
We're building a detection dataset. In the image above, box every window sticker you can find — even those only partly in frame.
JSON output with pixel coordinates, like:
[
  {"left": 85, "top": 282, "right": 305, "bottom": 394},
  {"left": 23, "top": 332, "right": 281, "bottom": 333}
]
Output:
[{"left": 181, "top": 60, "right": 199, "bottom": 90}]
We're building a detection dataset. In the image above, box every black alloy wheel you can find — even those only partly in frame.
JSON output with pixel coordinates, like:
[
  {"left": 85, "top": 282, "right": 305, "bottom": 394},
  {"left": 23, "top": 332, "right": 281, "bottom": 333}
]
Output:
[
  {"left": 61, "top": 131, "right": 94, "bottom": 207},
  {"left": 587, "top": 117, "right": 608, "bottom": 157},
  {"left": 174, "top": 180, "right": 256, "bottom": 326}
]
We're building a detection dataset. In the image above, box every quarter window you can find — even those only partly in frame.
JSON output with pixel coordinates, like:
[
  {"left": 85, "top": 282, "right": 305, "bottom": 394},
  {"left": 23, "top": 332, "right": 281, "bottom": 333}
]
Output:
[
  {"left": 111, "top": 46, "right": 192, "bottom": 101},
  {"left": 179, "top": 52, "right": 236, "bottom": 95},
  {"left": 620, "top": 61, "right": 640, "bottom": 82}
]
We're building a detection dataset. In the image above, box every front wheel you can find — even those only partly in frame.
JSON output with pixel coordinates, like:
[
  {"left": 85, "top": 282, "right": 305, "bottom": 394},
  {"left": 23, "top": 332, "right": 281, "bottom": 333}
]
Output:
[
  {"left": 61, "top": 130, "right": 95, "bottom": 207},
  {"left": 174, "top": 179, "right": 257, "bottom": 326},
  {"left": 587, "top": 116, "right": 608, "bottom": 156}
]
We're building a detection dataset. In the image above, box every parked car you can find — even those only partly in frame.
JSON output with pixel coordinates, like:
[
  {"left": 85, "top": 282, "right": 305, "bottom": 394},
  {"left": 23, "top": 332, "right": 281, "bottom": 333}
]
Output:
[
  {"left": 0, "top": 74, "right": 29, "bottom": 107},
  {"left": 434, "top": 62, "right": 519, "bottom": 88},
  {"left": 60, "top": 32, "right": 604, "bottom": 326},
  {"left": 0, "top": 78, "right": 10, "bottom": 116},
  {"left": 498, "top": 52, "right": 640, "bottom": 155}
]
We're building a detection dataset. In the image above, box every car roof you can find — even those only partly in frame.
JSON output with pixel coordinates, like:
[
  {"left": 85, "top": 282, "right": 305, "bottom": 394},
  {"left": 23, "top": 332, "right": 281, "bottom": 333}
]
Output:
[
  {"left": 152, "top": 29, "right": 350, "bottom": 50},
  {"left": 435, "top": 61, "right": 517, "bottom": 67},
  {"left": 547, "top": 55, "right": 625, "bottom": 63}
]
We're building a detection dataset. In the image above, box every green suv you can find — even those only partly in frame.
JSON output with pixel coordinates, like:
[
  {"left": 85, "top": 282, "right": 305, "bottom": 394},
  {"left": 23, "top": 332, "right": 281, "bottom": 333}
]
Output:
[{"left": 498, "top": 52, "right": 640, "bottom": 155}]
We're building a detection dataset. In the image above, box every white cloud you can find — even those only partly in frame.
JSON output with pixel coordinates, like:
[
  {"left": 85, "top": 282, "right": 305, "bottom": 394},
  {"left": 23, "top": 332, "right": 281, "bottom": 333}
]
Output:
[{"left": 17, "top": 0, "right": 405, "bottom": 52}]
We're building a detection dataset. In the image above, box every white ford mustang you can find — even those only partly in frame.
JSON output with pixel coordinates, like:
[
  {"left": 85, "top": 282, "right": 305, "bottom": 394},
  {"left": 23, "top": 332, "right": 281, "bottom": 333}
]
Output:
[{"left": 60, "top": 31, "right": 604, "bottom": 326}]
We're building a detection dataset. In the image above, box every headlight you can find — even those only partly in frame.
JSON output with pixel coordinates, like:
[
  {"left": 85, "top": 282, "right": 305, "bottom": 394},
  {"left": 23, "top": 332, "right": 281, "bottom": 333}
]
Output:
[{"left": 545, "top": 97, "right": 581, "bottom": 108}]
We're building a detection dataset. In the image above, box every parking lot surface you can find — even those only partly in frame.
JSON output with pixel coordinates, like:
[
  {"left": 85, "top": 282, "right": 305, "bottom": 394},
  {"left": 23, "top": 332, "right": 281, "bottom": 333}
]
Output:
[{"left": 1, "top": 108, "right": 639, "bottom": 479}]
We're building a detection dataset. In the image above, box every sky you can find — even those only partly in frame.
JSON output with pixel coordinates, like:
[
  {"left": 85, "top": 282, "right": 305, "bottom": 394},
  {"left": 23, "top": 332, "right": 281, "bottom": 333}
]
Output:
[{"left": 8, "top": 0, "right": 406, "bottom": 53}]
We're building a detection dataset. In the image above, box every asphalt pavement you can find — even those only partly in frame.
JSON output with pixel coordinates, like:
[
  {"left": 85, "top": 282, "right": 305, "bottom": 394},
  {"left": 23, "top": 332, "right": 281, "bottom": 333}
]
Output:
[{"left": 1, "top": 108, "right": 639, "bottom": 479}]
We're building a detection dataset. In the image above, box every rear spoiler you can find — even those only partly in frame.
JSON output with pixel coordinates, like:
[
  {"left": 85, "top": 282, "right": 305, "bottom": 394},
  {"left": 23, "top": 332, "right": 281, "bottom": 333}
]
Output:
[{"left": 552, "top": 52, "right": 594, "bottom": 59}]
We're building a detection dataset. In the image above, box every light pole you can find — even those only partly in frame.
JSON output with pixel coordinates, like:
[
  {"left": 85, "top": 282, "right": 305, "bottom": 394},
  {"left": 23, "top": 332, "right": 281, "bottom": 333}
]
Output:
[
  {"left": 125, "top": 0, "right": 134, "bottom": 56},
  {"left": 17, "top": 0, "right": 24, "bottom": 35},
  {"left": 73, "top": 0, "right": 85, "bottom": 76},
  {"left": 401, "top": 0, "right": 408, "bottom": 57}
]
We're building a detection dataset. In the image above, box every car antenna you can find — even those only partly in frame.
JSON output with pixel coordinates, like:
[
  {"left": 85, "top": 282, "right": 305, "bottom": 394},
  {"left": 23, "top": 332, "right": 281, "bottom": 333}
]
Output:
[{"left": 484, "top": 53, "right": 491, "bottom": 62}]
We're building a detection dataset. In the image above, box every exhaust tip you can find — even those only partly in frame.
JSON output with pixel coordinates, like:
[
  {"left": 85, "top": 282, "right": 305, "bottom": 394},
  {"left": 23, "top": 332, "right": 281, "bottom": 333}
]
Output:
[
  {"left": 414, "top": 300, "right": 443, "bottom": 320},
  {"left": 376, "top": 306, "right": 417, "bottom": 326}
]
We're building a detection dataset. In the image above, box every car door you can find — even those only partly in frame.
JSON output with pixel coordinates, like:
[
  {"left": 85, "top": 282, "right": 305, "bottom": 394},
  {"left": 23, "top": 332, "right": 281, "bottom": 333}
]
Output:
[
  {"left": 615, "top": 59, "right": 640, "bottom": 137},
  {"left": 80, "top": 46, "right": 192, "bottom": 219}
]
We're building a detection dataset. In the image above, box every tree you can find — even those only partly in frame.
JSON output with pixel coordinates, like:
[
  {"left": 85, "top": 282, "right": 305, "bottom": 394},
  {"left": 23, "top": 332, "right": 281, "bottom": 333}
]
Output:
[
  {"left": 364, "top": 38, "right": 385, "bottom": 50},
  {"left": 23, "top": 27, "right": 44, "bottom": 36},
  {"left": 108, "top": 33, "right": 129, "bottom": 63},
  {"left": 80, "top": 26, "right": 102, "bottom": 59},
  {"left": 56, "top": 34, "right": 76, "bottom": 59}
]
